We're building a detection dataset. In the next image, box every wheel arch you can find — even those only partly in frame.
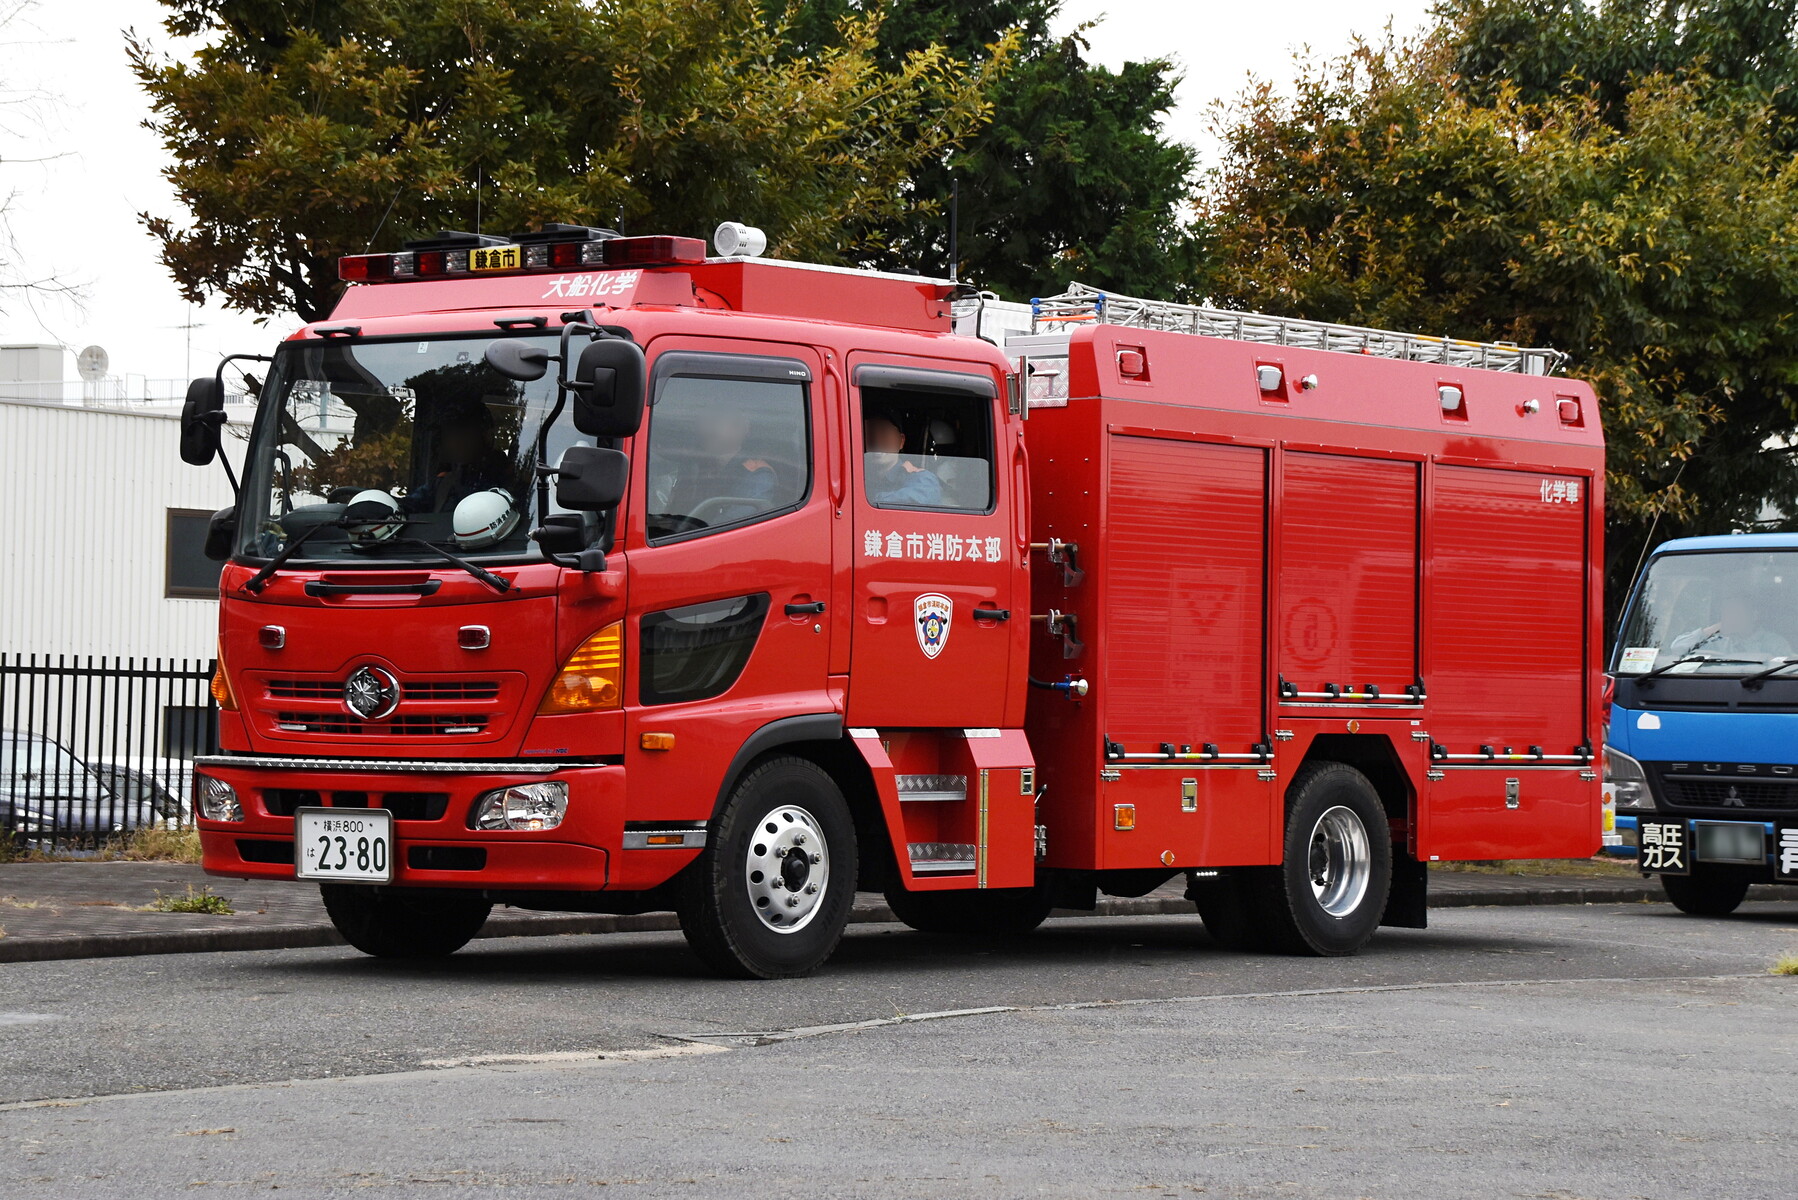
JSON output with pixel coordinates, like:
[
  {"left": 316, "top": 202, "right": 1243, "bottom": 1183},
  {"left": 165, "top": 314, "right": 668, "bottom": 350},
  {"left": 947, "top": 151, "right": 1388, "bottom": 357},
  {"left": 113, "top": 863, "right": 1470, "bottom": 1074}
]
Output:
[{"left": 710, "top": 714, "right": 897, "bottom": 893}]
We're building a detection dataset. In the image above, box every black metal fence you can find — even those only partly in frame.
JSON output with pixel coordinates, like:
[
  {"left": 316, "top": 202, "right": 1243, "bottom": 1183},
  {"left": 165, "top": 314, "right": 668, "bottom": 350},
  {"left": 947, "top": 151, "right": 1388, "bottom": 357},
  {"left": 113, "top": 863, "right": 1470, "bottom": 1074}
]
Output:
[{"left": 0, "top": 655, "right": 217, "bottom": 848}]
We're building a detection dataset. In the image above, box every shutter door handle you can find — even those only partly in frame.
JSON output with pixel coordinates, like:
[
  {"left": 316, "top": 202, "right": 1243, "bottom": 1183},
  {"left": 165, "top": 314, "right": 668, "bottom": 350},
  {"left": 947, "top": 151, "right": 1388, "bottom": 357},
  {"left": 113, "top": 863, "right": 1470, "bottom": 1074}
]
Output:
[{"left": 785, "top": 601, "right": 827, "bottom": 616}]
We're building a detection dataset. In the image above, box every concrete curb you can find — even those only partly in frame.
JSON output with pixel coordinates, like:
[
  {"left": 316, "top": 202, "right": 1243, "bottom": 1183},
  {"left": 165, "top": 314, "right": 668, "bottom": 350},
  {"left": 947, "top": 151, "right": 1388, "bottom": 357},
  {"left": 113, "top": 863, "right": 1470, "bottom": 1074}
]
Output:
[{"left": 0, "top": 883, "right": 1674, "bottom": 964}]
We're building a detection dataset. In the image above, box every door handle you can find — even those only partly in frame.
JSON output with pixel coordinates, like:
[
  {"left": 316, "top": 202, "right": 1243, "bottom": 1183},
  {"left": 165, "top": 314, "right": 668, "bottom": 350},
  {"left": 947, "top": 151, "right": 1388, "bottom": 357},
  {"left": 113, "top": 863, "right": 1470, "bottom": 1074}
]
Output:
[
  {"left": 973, "top": 607, "right": 1011, "bottom": 622},
  {"left": 785, "top": 601, "right": 827, "bottom": 616}
]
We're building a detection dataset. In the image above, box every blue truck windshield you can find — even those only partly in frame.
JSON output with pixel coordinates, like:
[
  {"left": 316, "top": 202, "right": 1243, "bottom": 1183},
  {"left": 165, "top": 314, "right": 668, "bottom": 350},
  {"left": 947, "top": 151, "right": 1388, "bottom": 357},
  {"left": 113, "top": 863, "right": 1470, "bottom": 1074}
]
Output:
[{"left": 1615, "top": 550, "right": 1798, "bottom": 675}]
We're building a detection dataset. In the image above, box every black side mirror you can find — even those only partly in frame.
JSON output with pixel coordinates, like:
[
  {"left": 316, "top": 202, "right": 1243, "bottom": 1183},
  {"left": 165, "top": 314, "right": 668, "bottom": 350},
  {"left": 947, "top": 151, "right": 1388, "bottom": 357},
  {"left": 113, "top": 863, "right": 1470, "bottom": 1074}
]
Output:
[
  {"left": 555, "top": 445, "right": 629, "bottom": 512},
  {"left": 571, "top": 340, "right": 647, "bottom": 437},
  {"left": 203, "top": 507, "right": 237, "bottom": 562},
  {"left": 181, "top": 378, "right": 226, "bottom": 466},
  {"left": 485, "top": 338, "right": 552, "bottom": 382}
]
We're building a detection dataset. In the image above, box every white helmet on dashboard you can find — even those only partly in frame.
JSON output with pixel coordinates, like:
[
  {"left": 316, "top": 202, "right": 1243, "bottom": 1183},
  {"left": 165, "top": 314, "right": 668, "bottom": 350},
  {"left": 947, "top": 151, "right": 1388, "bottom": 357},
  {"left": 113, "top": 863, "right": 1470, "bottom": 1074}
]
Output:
[
  {"left": 342, "top": 490, "right": 404, "bottom": 547},
  {"left": 452, "top": 488, "right": 519, "bottom": 550}
]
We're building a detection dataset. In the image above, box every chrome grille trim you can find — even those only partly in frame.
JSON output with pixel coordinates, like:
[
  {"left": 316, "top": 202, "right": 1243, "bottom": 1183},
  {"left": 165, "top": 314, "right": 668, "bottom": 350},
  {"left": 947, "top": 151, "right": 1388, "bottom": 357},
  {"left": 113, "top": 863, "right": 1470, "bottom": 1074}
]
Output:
[{"left": 195, "top": 755, "right": 572, "bottom": 775}]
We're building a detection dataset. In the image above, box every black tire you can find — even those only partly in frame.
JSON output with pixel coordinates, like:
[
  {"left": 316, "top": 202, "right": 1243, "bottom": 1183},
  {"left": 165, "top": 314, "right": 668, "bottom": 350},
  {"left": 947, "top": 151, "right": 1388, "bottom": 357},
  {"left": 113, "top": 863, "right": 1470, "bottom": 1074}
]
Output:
[
  {"left": 1190, "top": 870, "right": 1279, "bottom": 951},
  {"left": 1258, "top": 761, "right": 1393, "bottom": 956},
  {"left": 1661, "top": 868, "right": 1751, "bottom": 916},
  {"left": 884, "top": 884, "right": 1054, "bottom": 936},
  {"left": 320, "top": 885, "right": 492, "bottom": 959},
  {"left": 678, "top": 756, "right": 858, "bottom": 979}
]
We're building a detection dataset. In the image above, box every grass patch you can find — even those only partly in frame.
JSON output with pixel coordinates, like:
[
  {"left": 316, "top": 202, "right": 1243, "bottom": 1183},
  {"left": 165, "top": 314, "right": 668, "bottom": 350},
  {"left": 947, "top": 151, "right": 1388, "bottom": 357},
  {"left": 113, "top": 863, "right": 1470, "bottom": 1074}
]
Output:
[
  {"left": 144, "top": 885, "right": 233, "bottom": 916},
  {"left": 103, "top": 826, "right": 202, "bottom": 863},
  {"left": 0, "top": 825, "right": 202, "bottom": 864},
  {"left": 0, "top": 896, "right": 43, "bottom": 909},
  {"left": 1432, "top": 856, "right": 1639, "bottom": 878},
  {"left": 1771, "top": 955, "right": 1798, "bottom": 976}
]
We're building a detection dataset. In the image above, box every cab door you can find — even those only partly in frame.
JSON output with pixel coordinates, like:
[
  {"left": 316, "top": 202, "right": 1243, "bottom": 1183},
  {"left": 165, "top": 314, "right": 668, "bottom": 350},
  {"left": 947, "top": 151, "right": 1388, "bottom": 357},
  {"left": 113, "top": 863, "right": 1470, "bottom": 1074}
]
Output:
[
  {"left": 845, "top": 359, "right": 1016, "bottom": 729},
  {"left": 620, "top": 339, "right": 834, "bottom": 829}
]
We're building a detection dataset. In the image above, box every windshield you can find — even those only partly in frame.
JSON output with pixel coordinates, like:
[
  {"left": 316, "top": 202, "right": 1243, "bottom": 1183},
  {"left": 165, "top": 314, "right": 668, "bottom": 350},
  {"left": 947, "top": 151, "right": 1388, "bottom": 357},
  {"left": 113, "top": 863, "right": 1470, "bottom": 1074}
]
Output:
[
  {"left": 237, "top": 334, "right": 576, "bottom": 562},
  {"left": 1616, "top": 550, "right": 1798, "bottom": 675}
]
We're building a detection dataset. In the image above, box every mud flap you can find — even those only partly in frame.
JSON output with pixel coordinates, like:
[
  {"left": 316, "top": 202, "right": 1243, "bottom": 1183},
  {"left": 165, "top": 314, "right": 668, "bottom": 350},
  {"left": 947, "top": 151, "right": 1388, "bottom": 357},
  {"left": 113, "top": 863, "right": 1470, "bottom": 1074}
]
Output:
[{"left": 1381, "top": 853, "right": 1428, "bottom": 929}]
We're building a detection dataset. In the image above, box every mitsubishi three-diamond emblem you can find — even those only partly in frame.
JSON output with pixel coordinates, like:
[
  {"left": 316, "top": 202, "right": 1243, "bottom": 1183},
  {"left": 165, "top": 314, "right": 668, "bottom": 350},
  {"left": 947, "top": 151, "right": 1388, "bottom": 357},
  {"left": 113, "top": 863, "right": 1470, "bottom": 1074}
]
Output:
[{"left": 344, "top": 665, "right": 400, "bottom": 721}]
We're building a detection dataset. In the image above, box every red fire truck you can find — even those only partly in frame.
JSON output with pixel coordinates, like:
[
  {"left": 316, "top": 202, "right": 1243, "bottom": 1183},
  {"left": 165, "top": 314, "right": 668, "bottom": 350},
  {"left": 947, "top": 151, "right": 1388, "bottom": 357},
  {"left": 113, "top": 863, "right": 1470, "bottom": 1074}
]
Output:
[{"left": 179, "top": 224, "right": 1605, "bottom": 977}]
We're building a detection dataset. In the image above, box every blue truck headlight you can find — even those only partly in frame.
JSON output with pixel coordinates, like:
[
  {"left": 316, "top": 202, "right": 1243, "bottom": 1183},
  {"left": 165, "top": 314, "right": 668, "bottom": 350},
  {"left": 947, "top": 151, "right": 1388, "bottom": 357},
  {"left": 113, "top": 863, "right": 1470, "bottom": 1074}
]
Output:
[
  {"left": 472, "top": 782, "right": 568, "bottom": 831},
  {"left": 1604, "top": 745, "right": 1654, "bottom": 811}
]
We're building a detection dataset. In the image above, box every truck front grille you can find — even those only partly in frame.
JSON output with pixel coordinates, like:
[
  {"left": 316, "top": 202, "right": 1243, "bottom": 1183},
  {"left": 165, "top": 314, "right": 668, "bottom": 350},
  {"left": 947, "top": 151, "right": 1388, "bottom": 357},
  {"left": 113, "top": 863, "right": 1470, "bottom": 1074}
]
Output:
[
  {"left": 267, "top": 678, "right": 501, "bottom": 702},
  {"left": 1654, "top": 766, "right": 1798, "bottom": 811},
  {"left": 274, "top": 712, "right": 490, "bottom": 737}
]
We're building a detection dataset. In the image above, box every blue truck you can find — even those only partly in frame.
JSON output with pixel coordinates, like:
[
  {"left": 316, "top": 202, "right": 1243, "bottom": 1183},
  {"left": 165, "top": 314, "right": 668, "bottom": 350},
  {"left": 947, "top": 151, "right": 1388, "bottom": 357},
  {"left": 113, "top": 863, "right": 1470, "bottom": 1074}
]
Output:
[{"left": 1608, "top": 533, "right": 1798, "bottom": 912}]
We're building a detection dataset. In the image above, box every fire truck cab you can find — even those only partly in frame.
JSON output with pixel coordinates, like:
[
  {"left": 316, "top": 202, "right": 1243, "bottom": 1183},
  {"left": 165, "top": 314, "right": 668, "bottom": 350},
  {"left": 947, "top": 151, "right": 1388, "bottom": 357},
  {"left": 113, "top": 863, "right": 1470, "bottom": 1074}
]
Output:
[{"left": 181, "top": 225, "right": 1605, "bottom": 977}]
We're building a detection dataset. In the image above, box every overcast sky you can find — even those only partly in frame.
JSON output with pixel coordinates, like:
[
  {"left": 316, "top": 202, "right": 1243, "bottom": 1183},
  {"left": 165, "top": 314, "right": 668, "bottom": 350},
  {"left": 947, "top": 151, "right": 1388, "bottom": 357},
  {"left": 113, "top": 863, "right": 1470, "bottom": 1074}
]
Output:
[{"left": 1, "top": 0, "right": 1436, "bottom": 384}]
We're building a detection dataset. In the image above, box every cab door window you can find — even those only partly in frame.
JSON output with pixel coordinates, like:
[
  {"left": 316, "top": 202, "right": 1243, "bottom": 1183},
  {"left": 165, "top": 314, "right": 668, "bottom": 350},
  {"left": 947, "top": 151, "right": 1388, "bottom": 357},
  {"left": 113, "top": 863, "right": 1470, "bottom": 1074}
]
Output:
[
  {"left": 857, "top": 367, "right": 996, "bottom": 513},
  {"left": 645, "top": 354, "right": 811, "bottom": 542}
]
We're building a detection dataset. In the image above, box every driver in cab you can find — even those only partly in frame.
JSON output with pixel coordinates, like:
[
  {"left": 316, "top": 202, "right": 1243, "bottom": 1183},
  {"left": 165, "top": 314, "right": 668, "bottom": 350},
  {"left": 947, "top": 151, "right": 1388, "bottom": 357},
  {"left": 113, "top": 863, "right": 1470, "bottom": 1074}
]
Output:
[
  {"left": 661, "top": 408, "right": 779, "bottom": 524},
  {"left": 864, "top": 411, "right": 943, "bottom": 507},
  {"left": 1668, "top": 593, "right": 1793, "bottom": 662}
]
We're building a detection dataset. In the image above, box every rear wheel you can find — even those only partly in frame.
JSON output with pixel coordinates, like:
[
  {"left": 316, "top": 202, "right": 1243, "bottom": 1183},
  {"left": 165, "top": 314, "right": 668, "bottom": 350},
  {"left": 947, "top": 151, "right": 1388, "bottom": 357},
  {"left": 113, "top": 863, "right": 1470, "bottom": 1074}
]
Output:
[
  {"left": 1661, "top": 868, "right": 1751, "bottom": 916},
  {"left": 1259, "top": 762, "right": 1392, "bottom": 956},
  {"left": 678, "top": 756, "right": 857, "bottom": 979},
  {"left": 320, "top": 885, "right": 491, "bottom": 959},
  {"left": 884, "top": 884, "right": 1055, "bottom": 936}
]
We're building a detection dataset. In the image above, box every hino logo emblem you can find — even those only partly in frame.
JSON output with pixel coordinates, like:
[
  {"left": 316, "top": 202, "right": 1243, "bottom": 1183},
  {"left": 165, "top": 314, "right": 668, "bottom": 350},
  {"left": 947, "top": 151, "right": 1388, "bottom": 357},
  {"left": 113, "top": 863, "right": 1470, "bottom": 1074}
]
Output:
[{"left": 344, "top": 666, "right": 400, "bottom": 721}]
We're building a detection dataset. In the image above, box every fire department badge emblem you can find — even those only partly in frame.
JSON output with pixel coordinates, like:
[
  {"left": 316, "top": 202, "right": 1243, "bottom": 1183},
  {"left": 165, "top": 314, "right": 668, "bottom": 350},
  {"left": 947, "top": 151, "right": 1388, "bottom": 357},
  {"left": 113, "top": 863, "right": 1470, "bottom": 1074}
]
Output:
[
  {"left": 344, "top": 665, "right": 400, "bottom": 721},
  {"left": 914, "top": 593, "right": 952, "bottom": 660}
]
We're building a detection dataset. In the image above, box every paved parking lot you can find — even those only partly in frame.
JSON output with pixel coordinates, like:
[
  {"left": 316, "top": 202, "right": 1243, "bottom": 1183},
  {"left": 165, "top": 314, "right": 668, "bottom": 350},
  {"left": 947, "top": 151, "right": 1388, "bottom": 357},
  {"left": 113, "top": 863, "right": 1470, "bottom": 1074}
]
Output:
[{"left": 2, "top": 901, "right": 1795, "bottom": 1197}]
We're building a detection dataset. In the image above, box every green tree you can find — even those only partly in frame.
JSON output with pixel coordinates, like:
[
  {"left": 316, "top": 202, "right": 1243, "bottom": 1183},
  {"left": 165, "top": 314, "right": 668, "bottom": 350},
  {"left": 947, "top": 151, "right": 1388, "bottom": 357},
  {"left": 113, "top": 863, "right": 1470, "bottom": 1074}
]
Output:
[
  {"left": 1202, "top": 33, "right": 1798, "bottom": 607},
  {"left": 132, "top": 0, "right": 1010, "bottom": 322},
  {"left": 783, "top": 0, "right": 1202, "bottom": 301},
  {"left": 1444, "top": 0, "right": 1798, "bottom": 137}
]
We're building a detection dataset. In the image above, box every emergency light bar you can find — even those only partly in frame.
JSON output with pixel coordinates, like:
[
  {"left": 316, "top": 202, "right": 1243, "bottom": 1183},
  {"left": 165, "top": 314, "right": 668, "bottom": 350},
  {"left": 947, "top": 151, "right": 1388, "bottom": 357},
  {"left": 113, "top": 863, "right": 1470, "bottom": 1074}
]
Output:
[{"left": 339, "top": 230, "right": 708, "bottom": 284}]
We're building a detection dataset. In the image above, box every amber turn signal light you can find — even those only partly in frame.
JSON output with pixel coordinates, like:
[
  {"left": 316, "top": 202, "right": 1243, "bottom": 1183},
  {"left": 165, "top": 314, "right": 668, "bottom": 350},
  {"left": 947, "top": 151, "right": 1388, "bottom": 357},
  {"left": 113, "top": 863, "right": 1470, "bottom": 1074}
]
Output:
[
  {"left": 539, "top": 622, "right": 624, "bottom": 713},
  {"left": 210, "top": 647, "right": 238, "bottom": 712},
  {"left": 640, "top": 732, "right": 675, "bottom": 751}
]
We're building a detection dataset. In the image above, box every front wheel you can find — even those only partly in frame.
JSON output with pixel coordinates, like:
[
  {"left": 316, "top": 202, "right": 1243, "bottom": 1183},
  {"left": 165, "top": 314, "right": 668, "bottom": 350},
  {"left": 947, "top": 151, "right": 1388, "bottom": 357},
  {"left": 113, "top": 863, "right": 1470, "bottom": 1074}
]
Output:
[
  {"left": 1259, "top": 762, "right": 1393, "bottom": 956},
  {"left": 678, "top": 756, "right": 858, "bottom": 979},
  {"left": 1661, "top": 868, "right": 1751, "bottom": 916},
  {"left": 320, "top": 885, "right": 492, "bottom": 959},
  {"left": 884, "top": 884, "right": 1055, "bottom": 936}
]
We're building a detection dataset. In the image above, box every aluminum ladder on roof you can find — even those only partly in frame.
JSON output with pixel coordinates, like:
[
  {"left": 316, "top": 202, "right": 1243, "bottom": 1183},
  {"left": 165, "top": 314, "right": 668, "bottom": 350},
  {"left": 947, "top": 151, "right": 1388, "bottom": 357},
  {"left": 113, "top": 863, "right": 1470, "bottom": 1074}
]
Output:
[{"left": 1028, "top": 282, "right": 1567, "bottom": 377}]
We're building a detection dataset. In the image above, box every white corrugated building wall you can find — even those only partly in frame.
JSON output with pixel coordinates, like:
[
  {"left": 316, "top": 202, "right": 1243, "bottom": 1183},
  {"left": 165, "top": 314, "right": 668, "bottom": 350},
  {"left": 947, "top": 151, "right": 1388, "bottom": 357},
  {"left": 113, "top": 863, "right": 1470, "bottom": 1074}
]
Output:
[{"left": 0, "top": 397, "right": 241, "bottom": 660}]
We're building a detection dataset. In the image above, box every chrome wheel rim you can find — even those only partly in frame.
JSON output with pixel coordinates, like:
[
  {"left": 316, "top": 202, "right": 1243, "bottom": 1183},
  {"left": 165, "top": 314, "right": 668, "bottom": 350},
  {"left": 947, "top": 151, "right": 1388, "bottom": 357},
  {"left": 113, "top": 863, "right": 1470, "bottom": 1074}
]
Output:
[
  {"left": 1307, "top": 804, "right": 1371, "bottom": 917},
  {"left": 744, "top": 804, "right": 829, "bottom": 934}
]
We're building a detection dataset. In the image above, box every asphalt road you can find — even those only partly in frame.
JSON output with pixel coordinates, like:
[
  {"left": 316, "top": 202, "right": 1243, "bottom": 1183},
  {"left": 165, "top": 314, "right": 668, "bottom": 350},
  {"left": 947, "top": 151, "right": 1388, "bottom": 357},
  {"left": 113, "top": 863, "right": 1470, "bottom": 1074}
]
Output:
[{"left": 2, "top": 901, "right": 1796, "bottom": 1198}]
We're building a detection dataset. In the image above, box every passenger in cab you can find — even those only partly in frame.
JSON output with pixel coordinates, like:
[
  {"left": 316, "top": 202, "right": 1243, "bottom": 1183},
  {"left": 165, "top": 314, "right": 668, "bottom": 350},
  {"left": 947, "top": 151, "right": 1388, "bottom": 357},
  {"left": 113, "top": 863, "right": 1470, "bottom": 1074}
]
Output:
[
  {"left": 864, "top": 411, "right": 943, "bottom": 507},
  {"left": 664, "top": 407, "right": 780, "bottom": 520}
]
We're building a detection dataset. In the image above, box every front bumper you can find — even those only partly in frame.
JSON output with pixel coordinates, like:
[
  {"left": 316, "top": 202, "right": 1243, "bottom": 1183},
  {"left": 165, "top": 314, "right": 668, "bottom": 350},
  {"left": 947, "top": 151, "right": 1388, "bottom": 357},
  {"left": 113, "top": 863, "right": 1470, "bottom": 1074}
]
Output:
[
  {"left": 192, "top": 756, "right": 636, "bottom": 891},
  {"left": 1622, "top": 811, "right": 1798, "bottom": 884}
]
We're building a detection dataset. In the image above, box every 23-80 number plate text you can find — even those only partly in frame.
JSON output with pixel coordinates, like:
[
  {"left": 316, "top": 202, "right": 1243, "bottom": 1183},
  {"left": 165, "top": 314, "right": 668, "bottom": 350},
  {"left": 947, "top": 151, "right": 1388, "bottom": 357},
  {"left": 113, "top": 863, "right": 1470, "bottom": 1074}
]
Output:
[{"left": 294, "top": 808, "right": 393, "bottom": 884}]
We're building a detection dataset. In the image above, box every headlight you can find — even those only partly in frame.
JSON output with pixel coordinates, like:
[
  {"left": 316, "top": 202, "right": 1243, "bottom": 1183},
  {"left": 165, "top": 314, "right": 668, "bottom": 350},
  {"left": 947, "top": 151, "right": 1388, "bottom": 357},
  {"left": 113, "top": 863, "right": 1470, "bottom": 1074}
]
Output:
[
  {"left": 472, "top": 781, "right": 568, "bottom": 831},
  {"left": 195, "top": 774, "right": 243, "bottom": 822},
  {"left": 1603, "top": 745, "right": 1654, "bottom": 811}
]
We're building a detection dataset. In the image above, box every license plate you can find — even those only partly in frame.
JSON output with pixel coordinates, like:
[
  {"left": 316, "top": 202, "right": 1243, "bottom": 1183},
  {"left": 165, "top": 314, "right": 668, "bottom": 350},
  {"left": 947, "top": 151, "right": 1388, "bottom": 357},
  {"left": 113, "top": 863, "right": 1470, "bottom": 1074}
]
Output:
[
  {"left": 1694, "top": 820, "right": 1766, "bottom": 866},
  {"left": 295, "top": 808, "right": 393, "bottom": 883},
  {"left": 469, "top": 245, "right": 520, "bottom": 272}
]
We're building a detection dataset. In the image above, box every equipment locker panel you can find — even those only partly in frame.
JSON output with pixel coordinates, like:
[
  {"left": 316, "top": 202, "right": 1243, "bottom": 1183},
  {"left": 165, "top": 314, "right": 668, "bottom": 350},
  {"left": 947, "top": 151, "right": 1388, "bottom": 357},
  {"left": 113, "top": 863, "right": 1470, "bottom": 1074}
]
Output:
[
  {"left": 1103, "top": 436, "right": 1267, "bottom": 751},
  {"left": 1278, "top": 453, "right": 1418, "bottom": 696},
  {"left": 1426, "top": 465, "right": 1587, "bottom": 750},
  {"left": 1423, "top": 464, "right": 1595, "bottom": 860}
]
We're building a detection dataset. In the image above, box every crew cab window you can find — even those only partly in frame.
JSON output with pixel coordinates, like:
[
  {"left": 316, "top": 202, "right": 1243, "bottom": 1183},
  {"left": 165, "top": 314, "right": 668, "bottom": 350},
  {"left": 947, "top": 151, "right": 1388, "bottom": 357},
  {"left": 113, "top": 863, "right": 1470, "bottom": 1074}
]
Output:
[
  {"left": 858, "top": 368, "right": 997, "bottom": 513},
  {"left": 645, "top": 360, "right": 810, "bottom": 542}
]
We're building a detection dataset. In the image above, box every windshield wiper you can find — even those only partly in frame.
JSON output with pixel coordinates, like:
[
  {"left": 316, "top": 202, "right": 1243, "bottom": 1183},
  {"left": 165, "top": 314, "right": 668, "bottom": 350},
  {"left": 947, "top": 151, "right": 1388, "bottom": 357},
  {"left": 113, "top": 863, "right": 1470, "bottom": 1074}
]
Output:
[
  {"left": 398, "top": 540, "right": 511, "bottom": 594},
  {"left": 1740, "top": 658, "right": 1798, "bottom": 687},
  {"left": 241, "top": 520, "right": 333, "bottom": 594},
  {"left": 243, "top": 524, "right": 510, "bottom": 596},
  {"left": 1639, "top": 654, "right": 1762, "bottom": 680}
]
